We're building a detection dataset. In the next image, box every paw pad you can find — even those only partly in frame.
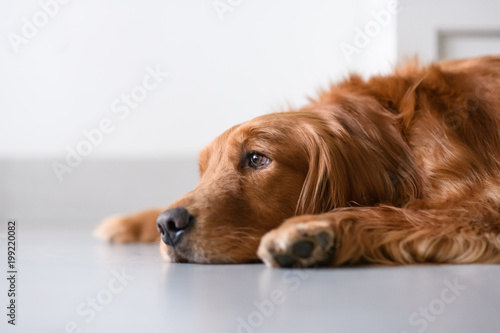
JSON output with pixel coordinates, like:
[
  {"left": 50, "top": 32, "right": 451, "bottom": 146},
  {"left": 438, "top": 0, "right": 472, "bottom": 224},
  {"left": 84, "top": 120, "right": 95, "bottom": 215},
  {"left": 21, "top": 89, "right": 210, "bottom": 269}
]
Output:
[
  {"left": 273, "top": 254, "right": 298, "bottom": 267},
  {"left": 291, "top": 240, "right": 314, "bottom": 258},
  {"left": 258, "top": 221, "right": 336, "bottom": 268}
]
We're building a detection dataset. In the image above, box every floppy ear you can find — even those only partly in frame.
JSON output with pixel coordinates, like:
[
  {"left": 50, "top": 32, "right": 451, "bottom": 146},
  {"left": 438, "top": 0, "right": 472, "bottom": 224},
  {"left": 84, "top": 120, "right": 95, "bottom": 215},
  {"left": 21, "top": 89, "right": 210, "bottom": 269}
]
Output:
[
  {"left": 295, "top": 99, "right": 422, "bottom": 215},
  {"left": 295, "top": 128, "right": 349, "bottom": 215}
]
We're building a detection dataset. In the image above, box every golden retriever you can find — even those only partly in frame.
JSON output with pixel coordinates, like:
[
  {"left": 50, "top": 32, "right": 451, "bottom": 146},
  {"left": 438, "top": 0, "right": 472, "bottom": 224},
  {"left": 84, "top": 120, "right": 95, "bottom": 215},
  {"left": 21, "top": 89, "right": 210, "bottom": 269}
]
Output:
[{"left": 95, "top": 55, "right": 500, "bottom": 267}]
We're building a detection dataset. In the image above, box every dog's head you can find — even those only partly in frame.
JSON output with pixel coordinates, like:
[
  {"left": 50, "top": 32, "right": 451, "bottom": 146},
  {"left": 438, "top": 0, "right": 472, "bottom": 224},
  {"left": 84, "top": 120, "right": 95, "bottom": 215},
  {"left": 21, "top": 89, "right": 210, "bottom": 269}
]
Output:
[{"left": 158, "top": 102, "right": 420, "bottom": 264}]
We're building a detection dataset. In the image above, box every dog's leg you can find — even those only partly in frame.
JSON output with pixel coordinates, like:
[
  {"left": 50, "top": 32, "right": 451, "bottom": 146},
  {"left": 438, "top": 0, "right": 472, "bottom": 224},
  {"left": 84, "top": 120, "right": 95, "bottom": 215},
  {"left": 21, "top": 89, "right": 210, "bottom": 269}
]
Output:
[
  {"left": 94, "top": 208, "right": 165, "bottom": 243},
  {"left": 258, "top": 204, "right": 500, "bottom": 267}
]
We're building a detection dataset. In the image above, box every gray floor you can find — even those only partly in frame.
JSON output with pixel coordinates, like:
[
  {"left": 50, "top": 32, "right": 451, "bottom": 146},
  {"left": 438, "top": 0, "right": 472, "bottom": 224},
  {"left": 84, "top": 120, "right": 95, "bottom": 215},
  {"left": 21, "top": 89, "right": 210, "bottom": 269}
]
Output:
[
  {"left": 1, "top": 159, "right": 500, "bottom": 332},
  {"left": 1, "top": 226, "right": 499, "bottom": 333}
]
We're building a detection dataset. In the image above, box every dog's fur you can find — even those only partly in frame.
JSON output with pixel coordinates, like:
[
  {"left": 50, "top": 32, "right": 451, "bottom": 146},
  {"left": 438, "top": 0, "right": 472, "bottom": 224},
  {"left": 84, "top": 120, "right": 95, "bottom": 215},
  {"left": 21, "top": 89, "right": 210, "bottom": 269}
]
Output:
[{"left": 96, "top": 56, "right": 500, "bottom": 267}]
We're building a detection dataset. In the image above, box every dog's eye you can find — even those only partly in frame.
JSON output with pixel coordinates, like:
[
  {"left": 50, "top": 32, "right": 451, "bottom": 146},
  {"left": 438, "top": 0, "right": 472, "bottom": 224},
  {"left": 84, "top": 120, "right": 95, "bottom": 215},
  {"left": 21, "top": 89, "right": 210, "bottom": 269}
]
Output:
[{"left": 247, "top": 152, "right": 271, "bottom": 169}]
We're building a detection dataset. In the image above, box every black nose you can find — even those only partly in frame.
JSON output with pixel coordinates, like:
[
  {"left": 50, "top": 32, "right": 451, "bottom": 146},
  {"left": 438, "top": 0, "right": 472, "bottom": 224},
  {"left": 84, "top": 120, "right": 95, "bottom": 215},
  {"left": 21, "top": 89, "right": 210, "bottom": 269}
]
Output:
[{"left": 156, "top": 208, "right": 194, "bottom": 246}]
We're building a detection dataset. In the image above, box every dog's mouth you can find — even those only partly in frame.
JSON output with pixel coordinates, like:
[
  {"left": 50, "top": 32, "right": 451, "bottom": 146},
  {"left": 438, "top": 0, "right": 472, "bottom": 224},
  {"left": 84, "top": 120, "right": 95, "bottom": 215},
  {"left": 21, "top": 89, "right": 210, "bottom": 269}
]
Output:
[
  {"left": 170, "top": 251, "right": 190, "bottom": 263},
  {"left": 164, "top": 244, "right": 193, "bottom": 263},
  {"left": 163, "top": 243, "right": 222, "bottom": 264},
  {"left": 162, "top": 242, "right": 261, "bottom": 264},
  {"left": 166, "top": 246, "right": 229, "bottom": 264}
]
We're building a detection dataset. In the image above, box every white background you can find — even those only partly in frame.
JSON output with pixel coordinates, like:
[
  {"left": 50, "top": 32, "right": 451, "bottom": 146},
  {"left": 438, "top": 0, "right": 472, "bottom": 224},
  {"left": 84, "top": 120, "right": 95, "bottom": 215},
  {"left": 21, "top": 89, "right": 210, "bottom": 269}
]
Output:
[{"left": 0, "top": 0, "right": 397, "bottom": 159}]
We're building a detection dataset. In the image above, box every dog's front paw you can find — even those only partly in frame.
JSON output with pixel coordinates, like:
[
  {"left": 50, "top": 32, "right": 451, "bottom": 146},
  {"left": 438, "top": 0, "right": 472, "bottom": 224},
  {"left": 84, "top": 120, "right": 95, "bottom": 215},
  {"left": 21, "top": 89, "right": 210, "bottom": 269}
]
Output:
[{"left": 257, "top": 219, "right": 337, "bottom": 268}]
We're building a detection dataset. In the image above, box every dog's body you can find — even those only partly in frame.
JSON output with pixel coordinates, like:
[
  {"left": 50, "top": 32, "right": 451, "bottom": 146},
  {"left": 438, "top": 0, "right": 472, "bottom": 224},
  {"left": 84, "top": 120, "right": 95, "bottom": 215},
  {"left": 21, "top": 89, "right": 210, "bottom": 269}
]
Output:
[{"left": 96, "top": 56, "right": 500, "bottom": 267}]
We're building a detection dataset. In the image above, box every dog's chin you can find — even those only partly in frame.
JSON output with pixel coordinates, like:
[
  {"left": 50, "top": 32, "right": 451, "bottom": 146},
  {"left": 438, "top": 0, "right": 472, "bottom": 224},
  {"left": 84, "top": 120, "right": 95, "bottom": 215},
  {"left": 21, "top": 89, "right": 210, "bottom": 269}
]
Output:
[
  {"left": 159, "top": 242, "right": 219, "bottom": 264},
  {"left": 160, "top": 243, "right": 193, "bottom": 263},
  {"left": 159, "top": 242, "right": 260, "bottom": 264}
]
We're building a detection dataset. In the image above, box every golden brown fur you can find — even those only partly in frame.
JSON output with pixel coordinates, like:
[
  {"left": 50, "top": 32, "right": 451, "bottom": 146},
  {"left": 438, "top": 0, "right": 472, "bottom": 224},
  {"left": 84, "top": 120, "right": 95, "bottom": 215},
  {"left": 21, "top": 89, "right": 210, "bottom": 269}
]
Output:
[{"left": 96, "top": 55, "right": 500, "bottom": 267}]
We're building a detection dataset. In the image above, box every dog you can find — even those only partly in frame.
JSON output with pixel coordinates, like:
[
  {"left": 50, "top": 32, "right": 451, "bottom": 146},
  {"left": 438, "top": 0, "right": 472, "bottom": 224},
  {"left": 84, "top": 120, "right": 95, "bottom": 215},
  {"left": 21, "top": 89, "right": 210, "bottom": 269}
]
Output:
[{"left": 95, "top": 55, "right": 500, "bottom": 268}]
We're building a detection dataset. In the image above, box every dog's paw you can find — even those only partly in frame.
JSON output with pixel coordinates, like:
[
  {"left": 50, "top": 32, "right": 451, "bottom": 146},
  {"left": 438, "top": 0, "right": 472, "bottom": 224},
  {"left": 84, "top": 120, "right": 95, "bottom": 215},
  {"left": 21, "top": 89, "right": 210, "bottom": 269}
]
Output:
[
  {"left": 257, "top": 220, "right": 337, "bottom": 268},
  {"left": 94, "top": 215, "right": 140, "bottom": 243},
  {"left": 94, "top": 209, "right": 164, "bottom": 243}
]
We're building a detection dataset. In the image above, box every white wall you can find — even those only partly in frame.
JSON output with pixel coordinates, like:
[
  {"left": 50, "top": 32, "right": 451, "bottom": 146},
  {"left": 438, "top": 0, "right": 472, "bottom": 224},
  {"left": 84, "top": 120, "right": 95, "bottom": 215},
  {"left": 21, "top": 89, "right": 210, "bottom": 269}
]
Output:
[
  {"left": 397, "top": 0, "right": 500, "bottom": 62},
  {"left": 0, "top": 0, "right": 396, "bottom": 159}
]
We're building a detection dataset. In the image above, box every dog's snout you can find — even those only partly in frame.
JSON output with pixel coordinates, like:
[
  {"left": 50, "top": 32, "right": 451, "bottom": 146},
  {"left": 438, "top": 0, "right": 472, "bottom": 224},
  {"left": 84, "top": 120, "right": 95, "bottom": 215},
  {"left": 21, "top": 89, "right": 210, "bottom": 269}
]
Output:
[{"left": 156, "top": 208, "right": 194, "bottom": 246}]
